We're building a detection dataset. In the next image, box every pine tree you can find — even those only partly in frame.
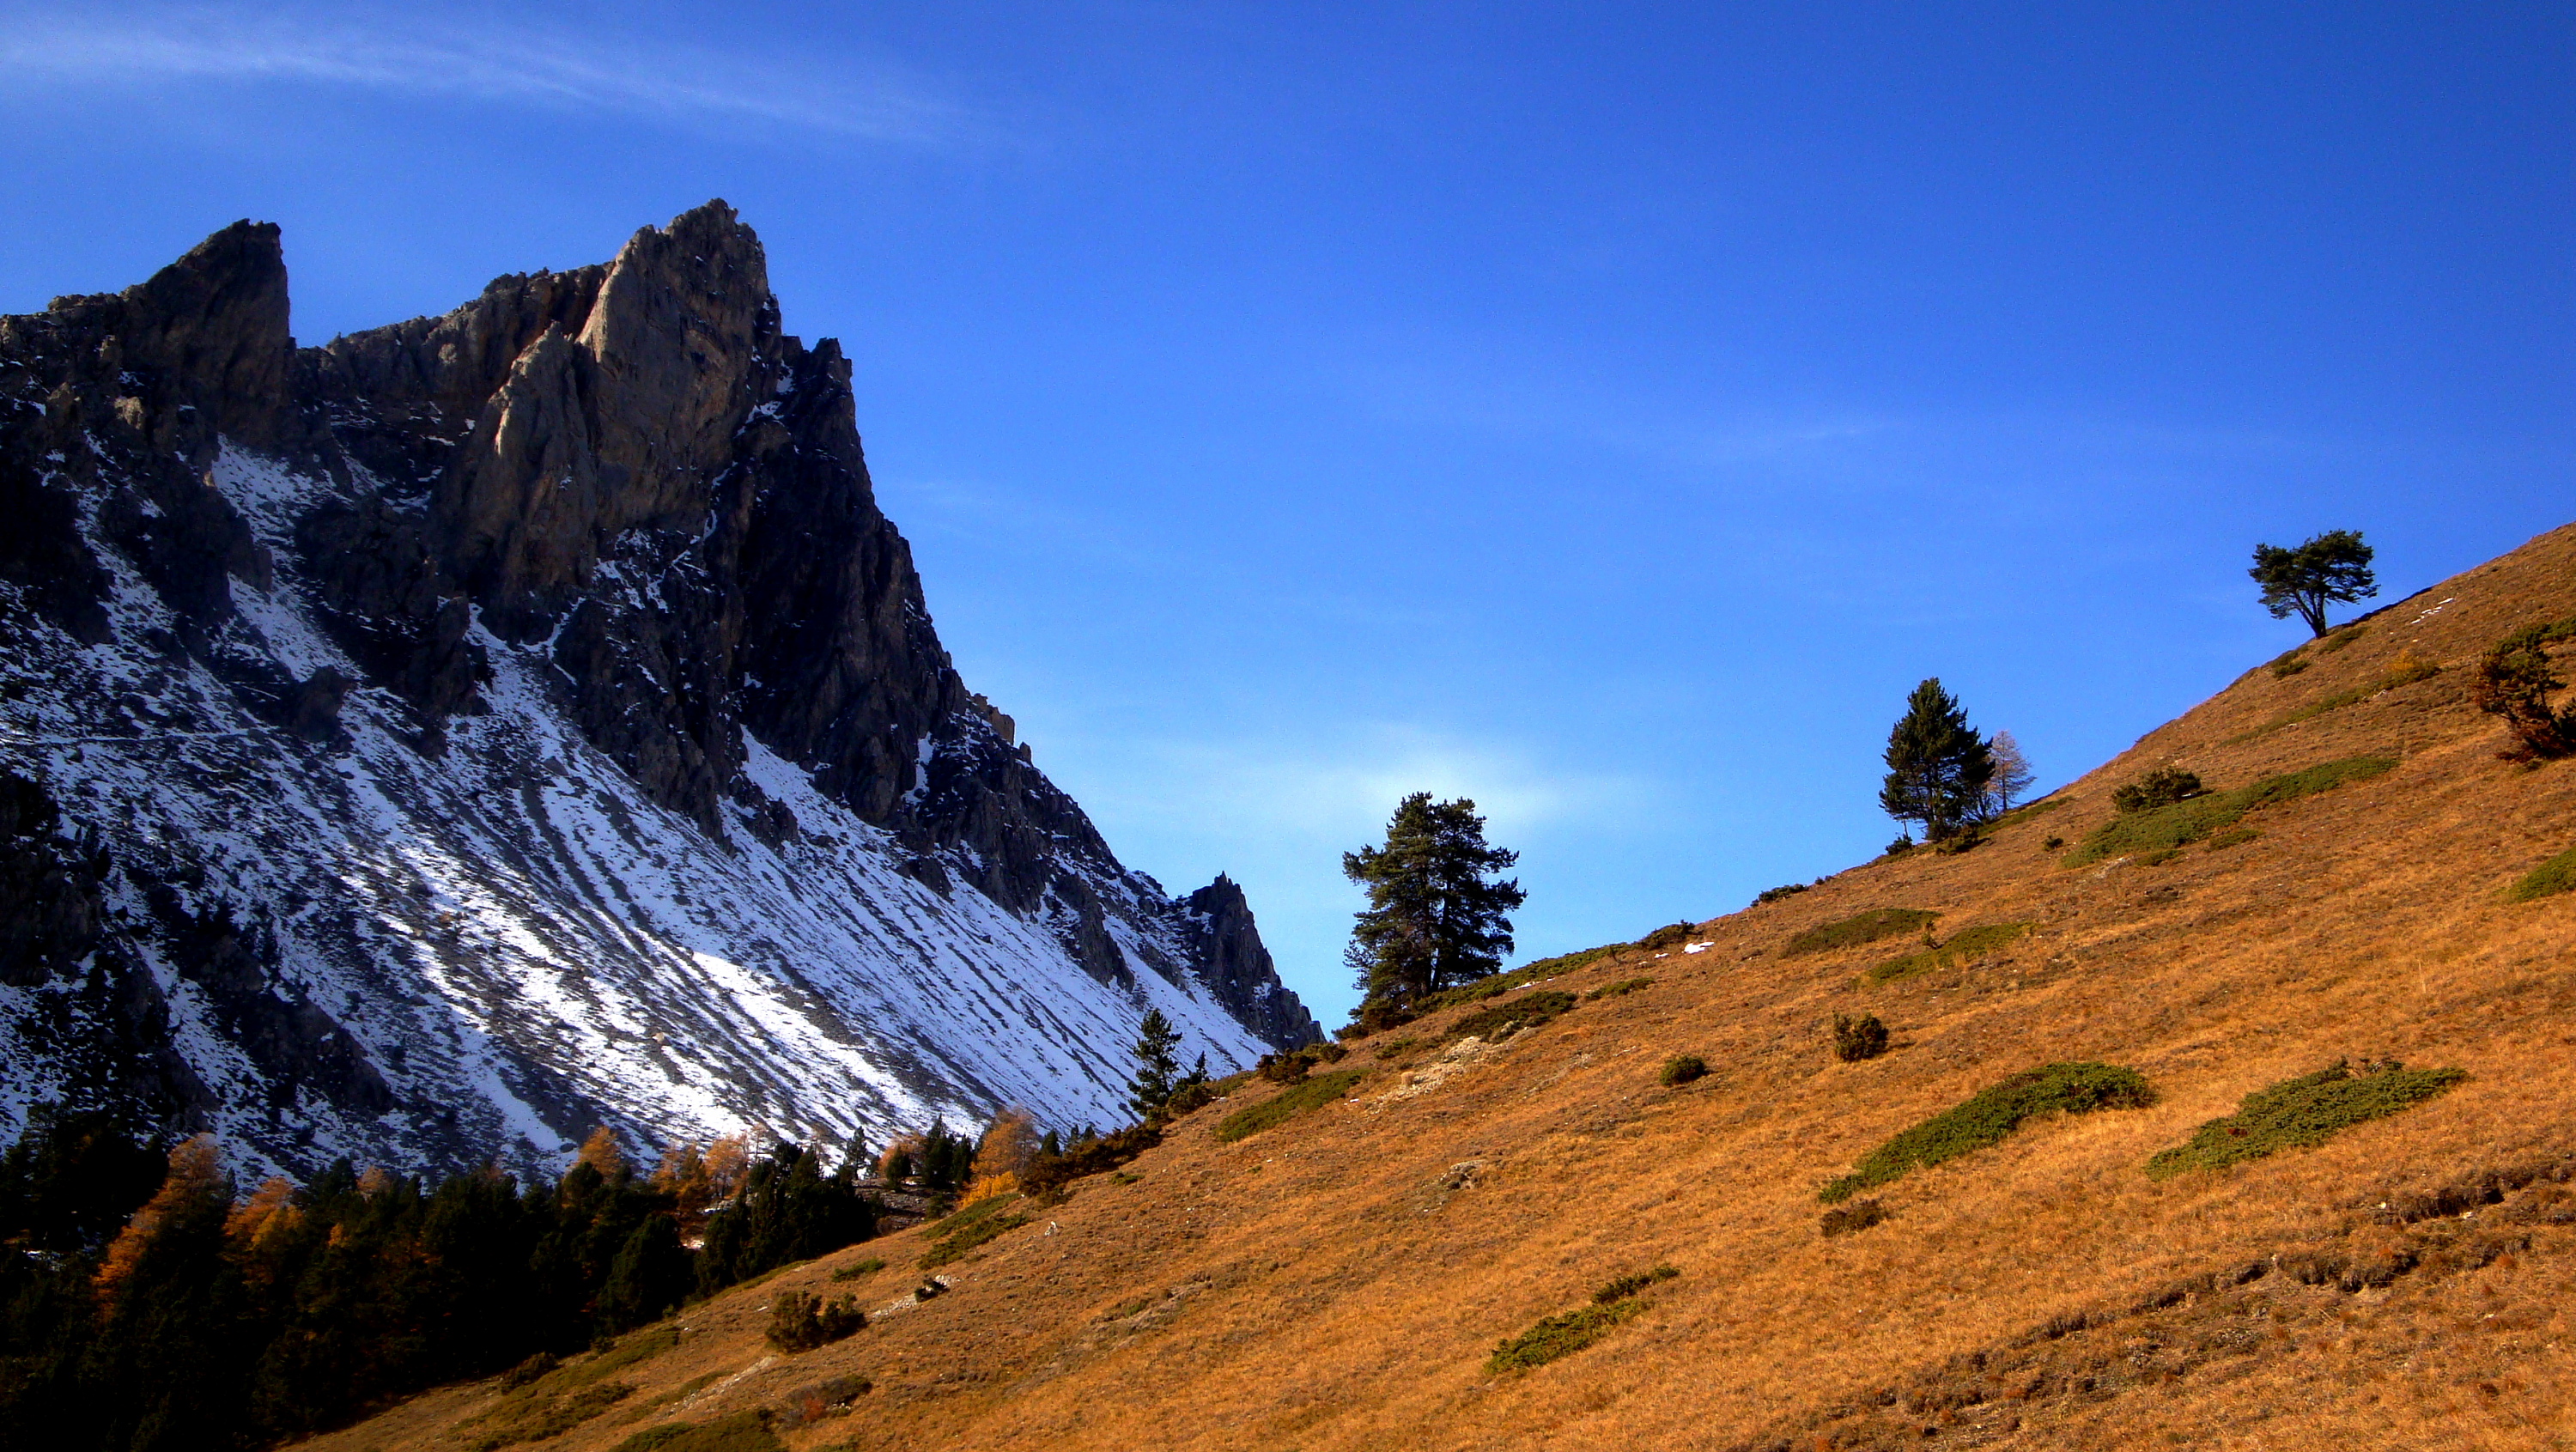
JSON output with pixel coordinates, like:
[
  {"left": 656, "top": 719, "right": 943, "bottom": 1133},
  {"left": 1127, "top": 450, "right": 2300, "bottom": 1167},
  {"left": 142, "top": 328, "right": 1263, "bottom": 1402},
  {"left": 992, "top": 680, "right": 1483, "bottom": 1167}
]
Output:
[
  {"left": 1879, "top": 678, "right": 1996, "bottom": 841},
  {"left": 1343, "top": 793, "right": 1527, "bottom": 1018},
  {"left": 1126, "top": 1010, "right": 1182, "bottom": 1120},
  {"left": 2250, "top": 529, "right": 2376, "bottom": 637}
]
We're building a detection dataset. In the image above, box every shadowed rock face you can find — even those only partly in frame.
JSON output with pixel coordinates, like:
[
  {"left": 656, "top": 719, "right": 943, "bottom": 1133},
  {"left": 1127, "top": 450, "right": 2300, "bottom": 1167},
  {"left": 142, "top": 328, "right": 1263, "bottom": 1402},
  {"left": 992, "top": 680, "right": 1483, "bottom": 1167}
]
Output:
[{"left": 0, "top": 203, "right": 1317, "bottom": 1175}]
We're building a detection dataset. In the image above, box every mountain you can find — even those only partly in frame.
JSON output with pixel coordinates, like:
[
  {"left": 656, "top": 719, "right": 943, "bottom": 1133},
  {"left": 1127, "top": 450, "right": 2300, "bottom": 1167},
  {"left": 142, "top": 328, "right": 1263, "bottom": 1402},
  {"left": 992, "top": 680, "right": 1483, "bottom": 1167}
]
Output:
[
  {"left": 0, "top": 203, "right": 1316, "bottom": 1180},
  {"left": 310, "top": 525, "right": 2573, "bottom": 1451}
]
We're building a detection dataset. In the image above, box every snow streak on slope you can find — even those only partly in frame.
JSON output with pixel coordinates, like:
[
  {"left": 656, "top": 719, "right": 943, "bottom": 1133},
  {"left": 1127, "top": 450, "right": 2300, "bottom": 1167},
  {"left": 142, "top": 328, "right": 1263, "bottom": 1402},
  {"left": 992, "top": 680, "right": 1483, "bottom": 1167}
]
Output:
[{"left": 0, "top": 444, "right": 1271, "bottom": 1178}]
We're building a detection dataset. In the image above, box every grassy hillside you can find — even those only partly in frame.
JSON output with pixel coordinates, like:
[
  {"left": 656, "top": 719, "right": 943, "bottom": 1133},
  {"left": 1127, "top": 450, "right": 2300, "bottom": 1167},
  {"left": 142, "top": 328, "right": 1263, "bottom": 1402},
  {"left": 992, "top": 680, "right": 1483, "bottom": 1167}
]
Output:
[{"left": 308, "top": 525, "right": 2576, "bottom": 1452}]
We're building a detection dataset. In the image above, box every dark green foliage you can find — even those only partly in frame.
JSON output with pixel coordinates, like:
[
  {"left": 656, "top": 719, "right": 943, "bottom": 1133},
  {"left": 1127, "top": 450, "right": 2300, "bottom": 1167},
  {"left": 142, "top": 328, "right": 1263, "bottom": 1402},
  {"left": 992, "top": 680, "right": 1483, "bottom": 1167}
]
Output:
[
  {"left": 1819, "top": 1062, "right": 2155, "bottom": 1204},
  {"left": 2507, "top": 845, "right": 2576, "bottom": 902},
  {"left": 608, "top": 1410, "right": 786, "bottom": 1452},
  {"left": 1126, "top": 1009, "right": 1184, "bottom": 1120},
  {"left": 763, "top": 1290, "right": 866, "bottom": 1352},
  {"left": 1344, "top": 793, "right": 1528, "bottom": 1023},
  {"left": 1753, "top": 881, "right": 1812, "bottom": 906},
  {"left": 1255, "top": 1040, "right": 1350, "bottom": 1085},
  {"left": 2249, "top": 529, "right": 2376, "bottom": 636},
  {"left": 1590, "top": 1265, "right": 1680, "bottom": 1303},
  {"left": 1818, "top": 1199, "right": 1888, "bottom": 1237},
  {"left": 1213, "top": 1068, "right": 1367, "bottom": 1144},
  {"left": 2064, "top": 756, "right": 2397, "bottom": 866},
  {"left": 1868, "top": 922, "right": 2035, "bottom": 985},
  {"left": 695, "top": 1144, "right": 880, "bottom": 1297},
  {"left": 2146, "top": 1062, "right": 2467, "bottom": 1179},
  {"left": 1783, "top": 908, "right": 1939, "bottom": 957},
  {"left": 2111, "top": 768, "right": 2206, "bottom": 814},
  {"left": 919, "top": 1200, "right": 1029, "bottom": 1268},
  {"left": 1884, "top": 835, "right": 1915, "bottom": 856},
  {"left": 1832, "top": 1013, "right": 1888, "bottom": 1062},
  {"left": 1633, "top": 921, "right": 1696, "bottom": 951},
  {"left": 2042, "top": 835, "right": 2063, "bottom": 850},
  {"left": 2471, "top": 622, "right": 2574, "bottom": 758},
  {"left": 1157, "top": 1080, "right": 1219, "bottom": 1118},
  {"left": 1583, "top": 977, "right": 1653, "bottom": 1001},
  {"left": 0, "top": 1102, "right": 882, "bottom": 1452},
  {"left": 1658, "top": 1055, "right": 1708, "bottom": 1087},
  {"left": 1020, "top": 1123, "right": 1161, "bottom": 1197},
  {"left": 1446, "top": 990, "right": 1577, "bottom": 1044},
  {"left": 1485, "top": 1267, "right": 1679, "bottom": 1373},
  {"left": 1879, "top": 678, "right": 1998, "bottom": 841}
]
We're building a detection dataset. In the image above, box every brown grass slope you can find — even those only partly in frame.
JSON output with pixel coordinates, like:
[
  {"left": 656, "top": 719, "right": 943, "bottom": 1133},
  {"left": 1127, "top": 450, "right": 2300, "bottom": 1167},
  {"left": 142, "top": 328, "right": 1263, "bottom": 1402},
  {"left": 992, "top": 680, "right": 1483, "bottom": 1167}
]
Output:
[{"left": 308, "top": 525, "right": 2576, "bottom": 1452}]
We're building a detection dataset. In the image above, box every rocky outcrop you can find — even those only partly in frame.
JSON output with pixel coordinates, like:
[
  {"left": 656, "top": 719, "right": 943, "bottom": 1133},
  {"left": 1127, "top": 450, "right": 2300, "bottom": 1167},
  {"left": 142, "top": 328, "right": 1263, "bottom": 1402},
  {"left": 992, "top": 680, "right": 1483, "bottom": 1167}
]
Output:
[{"left": 0, "top": 204, "right": 1314, "bottom": 1177}]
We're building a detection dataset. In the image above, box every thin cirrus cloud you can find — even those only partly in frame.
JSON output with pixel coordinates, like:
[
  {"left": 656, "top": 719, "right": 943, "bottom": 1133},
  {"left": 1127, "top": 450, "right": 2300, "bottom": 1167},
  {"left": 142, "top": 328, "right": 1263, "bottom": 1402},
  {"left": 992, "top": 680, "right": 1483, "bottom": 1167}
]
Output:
[{"left": 0, "top": 5, "right": 974, "bottom": 144}]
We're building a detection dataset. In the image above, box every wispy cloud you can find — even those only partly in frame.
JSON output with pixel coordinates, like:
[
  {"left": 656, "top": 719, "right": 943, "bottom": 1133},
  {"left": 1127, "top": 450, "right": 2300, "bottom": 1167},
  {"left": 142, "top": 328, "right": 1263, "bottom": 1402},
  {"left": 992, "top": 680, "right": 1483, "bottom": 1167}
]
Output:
[{"left": 0, "top": 4, "right": 973, "bottom": 144}]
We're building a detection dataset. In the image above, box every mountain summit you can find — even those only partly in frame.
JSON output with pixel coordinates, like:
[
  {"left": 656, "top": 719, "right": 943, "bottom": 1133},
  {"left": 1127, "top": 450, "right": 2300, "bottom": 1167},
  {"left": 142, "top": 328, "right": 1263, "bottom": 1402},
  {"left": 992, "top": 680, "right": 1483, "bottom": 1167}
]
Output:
[{"left": 0, "top": 203, "right": 1316, "bottom": 1176}]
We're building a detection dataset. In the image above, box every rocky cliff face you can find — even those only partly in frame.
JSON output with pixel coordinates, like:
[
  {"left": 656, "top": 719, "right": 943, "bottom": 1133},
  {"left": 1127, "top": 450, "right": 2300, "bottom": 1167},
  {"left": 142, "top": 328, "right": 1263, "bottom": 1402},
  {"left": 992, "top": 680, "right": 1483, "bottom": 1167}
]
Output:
[{"left": 0, "top": 203, "right": 1316, "bottom": 1178}]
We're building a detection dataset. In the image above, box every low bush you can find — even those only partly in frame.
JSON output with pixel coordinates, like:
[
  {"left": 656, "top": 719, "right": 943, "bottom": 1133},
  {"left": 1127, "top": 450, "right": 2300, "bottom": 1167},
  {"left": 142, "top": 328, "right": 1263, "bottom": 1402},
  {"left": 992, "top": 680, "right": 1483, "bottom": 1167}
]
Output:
[
  {"left": 1634, "top": 921, "right": 1698, "bottom": 951},
  {"left": 1212, "top": 1067, "right": 1367, "bottom": 1143},
  {"left": 1864, "top": 922, "right": 2032, "bottom": 986},
  {"left": 1985, "top": 797, "right": 2064, "bottom": 834},
  {"left": 1883, "top": 835, "right": 1915, "bottom": 857},
  {"left": 2064, "top": 756, "right": 2395, "bottom": 866},
  {"left": 1659, "top": 1054, "right": 1708, "bottom": 1087},
  {"left": 470, "top": 1381, "right": 637, "bottom": 1450},
  {"left": 1832, "top": 1013, "right": 1888, "bottom": 1062},
  {"left": 1584, "top": 977, "right": 1653, "bottom": 1001},
  {"left": 1021, "top": 1123, "right": 1160, "bottom": 1197},
  {"left": 1819, "top": 1062, "right": 2155, "bottom": 1204},
  {"left": 774, "top": 1373, "right": 872, "bottom": 1430},
  {"left": 2204, "top": 827, "right": 2261, "bottom": 852},
  {"left": 1157, "top": 1080, "right": 1219, "bottom": 1117},
  {"left": 1255, "top": 1040, "right": 1352, "bottom": 1084},
  {"left": 1783, "top": 908, "right": 1940, "bottom": 957},
  {"left": 918, "top": 1193, "right": 1029, "bottom": 1267},
  {"left": 2111, "top": 768, "right": 2206, "bottom": 814},
  {"left": 1447, "top": 990, "right": 1577, "bottom": 1044},
  {"left": 1753, "top": 881, "right": 1811, "bottom": 906},
  {"left": 2507, "top": 845, "right": 2576, "bottom": 902},
  {"left": 609, "top": 1410, "right": 785, "bottom": 1452},
  {"left": 764, "top": 1290, "right": 866, "bottom": 1352},
  {"left": 1485, "top": 1267, "right": 1680, "bottom": 1373},
  {"left": 2041, "top": 834, "right": 2063, "bottom": 850},
  {"left": 828, "top": 1256, "right": 885, "bottom": 1282},
  {"left": 2318, "top": 623, "right": 2368, "bottom": 653},
  {"left": 2268, "top": 648, "right": 2311, "bottom": 678},
  {"left": 2472, "top": 620, "right": 2575, "bottom": 758},
  {"left": 499, "top": 1353, "right": 558, "bottom": 1390},
  {"left": 2146, "top": 1061, "right": 2468, "bottom": 1179},
  {"left": 1818, "top": 1198, "right": 1888, "bottom": 1238},
  {"left": 1591, "top": 1265, "right": 1680, "bottom": 1303}
]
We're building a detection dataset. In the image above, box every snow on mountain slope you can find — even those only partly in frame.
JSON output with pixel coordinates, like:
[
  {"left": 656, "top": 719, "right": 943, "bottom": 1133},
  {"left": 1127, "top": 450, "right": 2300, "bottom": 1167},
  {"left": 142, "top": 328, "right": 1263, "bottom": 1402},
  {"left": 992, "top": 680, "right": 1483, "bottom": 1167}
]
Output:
[{"left": 0, "top": 204, "right": 1314, "bottom": 1178}]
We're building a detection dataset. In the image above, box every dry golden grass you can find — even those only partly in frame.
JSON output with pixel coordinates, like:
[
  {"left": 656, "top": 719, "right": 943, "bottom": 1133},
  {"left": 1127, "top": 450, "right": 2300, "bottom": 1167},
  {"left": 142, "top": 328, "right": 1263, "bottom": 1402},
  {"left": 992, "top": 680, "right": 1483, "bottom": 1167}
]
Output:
[{"left": 303, "top": 525, "right": 2576, "bottom": 1452}]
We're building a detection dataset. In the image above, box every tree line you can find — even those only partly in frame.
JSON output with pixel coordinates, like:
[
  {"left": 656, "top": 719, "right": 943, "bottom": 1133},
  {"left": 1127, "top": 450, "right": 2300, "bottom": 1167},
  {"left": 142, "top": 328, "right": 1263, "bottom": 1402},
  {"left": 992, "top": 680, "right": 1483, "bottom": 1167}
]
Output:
[{"left": 0, "top": 1110, "right": 908, "bottom": 1452}]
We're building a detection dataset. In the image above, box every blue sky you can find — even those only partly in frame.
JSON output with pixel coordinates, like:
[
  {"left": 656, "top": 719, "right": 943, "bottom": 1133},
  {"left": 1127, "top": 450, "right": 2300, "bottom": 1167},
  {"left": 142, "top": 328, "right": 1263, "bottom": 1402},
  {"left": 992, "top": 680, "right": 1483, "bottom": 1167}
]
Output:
[{"left": 3, "top": 3, "right": 2567, "bottom": 1024}]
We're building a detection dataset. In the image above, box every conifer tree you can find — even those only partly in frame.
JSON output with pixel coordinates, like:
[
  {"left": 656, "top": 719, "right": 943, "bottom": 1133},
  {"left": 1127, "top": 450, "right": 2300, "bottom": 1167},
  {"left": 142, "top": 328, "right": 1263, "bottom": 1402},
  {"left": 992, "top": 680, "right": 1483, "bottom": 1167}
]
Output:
[
  {"left": 1126, "top": 1010, "right": 1183, "bottom": 1120},
  {"left": 2249, "top": 529, "right": 2376, "bottom": 636},
  {"left": 1343, "top": 793, "right": 1526, "bottom": 1019},
  {"left": 1879, "top": 678, "right": 1996, "bottom": 841}
]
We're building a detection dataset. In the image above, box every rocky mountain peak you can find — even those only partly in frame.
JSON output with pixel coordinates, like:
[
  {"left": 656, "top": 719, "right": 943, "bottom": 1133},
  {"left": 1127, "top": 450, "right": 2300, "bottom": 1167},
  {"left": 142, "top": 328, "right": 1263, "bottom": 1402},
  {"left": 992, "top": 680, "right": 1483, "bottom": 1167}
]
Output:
[{"left": 0, "top": 206, "right": 1318, "bottom": 1179}]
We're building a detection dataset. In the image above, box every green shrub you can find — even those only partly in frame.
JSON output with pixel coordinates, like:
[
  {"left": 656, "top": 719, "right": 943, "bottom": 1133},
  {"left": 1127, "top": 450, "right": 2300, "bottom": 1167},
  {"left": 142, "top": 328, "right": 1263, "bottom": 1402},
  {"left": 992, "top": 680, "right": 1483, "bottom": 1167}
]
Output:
[
  {"left": 1403, "top": 949, "right": 1613, "bottom": 1023},
  {"left": 2064, "top": 756, "right": 2396, "bottom": 866},
  {"left": 1658, "top": 1054, "right": 1708, "bottom": 1087},
  {"left": 1590, "top": 1265, "right": 1680, "bottom": 1303},
  {"left": 918, "top": 1194, "right": 1029, "bottom": 1268},
  {"left": 470, "top": 1382, "right": 638, "bottom": 1450},
  {"left": 1818, "top": 1199, "right": 1888, "bottom": 1238},
  {"left": 2111, "top": 768, "right": 2206, "bottom": 814},
  {"left": 2318, "top": 623, "right": 2368, "bottom": 653},
  {"left": 1584, "top": 977, "right": 1653, "bottom": 1001},
  {"left": 2146, "top": 1061, "right": 2468, "bottom": 1179},
  {"left": 1819, "top": 1062, "right": 2155, "bottom": 1204},
  {"left": 2041, "top": 835, "right": 2064, "bottom": 850},
  {"left": 2507, "top": 845, "right": 2576, "bottom": 902},
  {"left": 1753, "top": 882, "right": 1812, "bottom": 906},
  {"left": 499, "top": 1353, "right": 558, "bottom": 1391},
  {"left": 1212, "top": 1067, "right": 1367, "bottom": 1143},
  {"left": 1783, "top": 908, "right": 1940, "bottom": 957},
  {"left": 764, "top": 1290, "right": 866, "bottom": 1352},
  {"left": 2268, "top": 648, "right": 2311, "bottom": 678},
  {"left": 1832, "top": 1013, "right": 1888, "bottom": 1062},
  {"left": 1485, "top": 1267, "right": 1680, "bottom": 1373},
  {"left": 609, "top": 1410, "right": 785, "bottom": 1452},
  {"left": 1883, "top": 835, "right": 1916, "bottom": 857},
  {"left": 1446, "top": 990, "right": 1577, "bottom": 1044},
  {"left": 1634, "top": 921, "right": 1697, "bottom": 951},
  {"left": 828, "top": 1256, "right": 885, "bottom": 1282},
  {"left": 1864, "top": 922, "right": 2032, "bottom": 985},
  {"left": 1021, "top": 1122, "right": 1160, "bottom": 1196},
  {"left": 1157, "top": 1080, "right": 1219, "bottom": 1116},
  {"left": 2204, "top": 827, "right": 2261, "bottom": 852}
]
